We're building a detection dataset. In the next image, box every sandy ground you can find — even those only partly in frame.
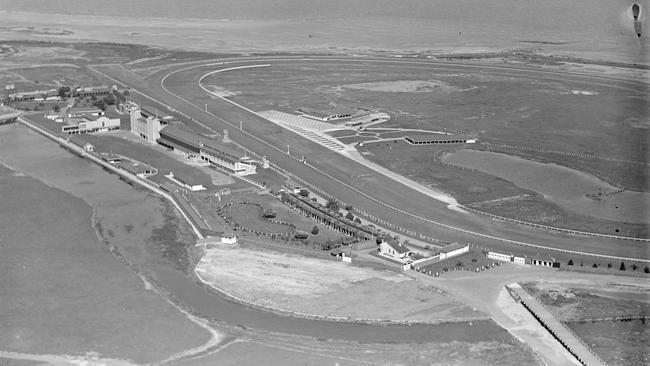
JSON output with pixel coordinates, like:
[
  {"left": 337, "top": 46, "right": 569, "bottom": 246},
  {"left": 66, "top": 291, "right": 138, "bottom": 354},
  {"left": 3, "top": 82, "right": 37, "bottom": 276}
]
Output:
[{"left": 195, "top": 243, "right": 484, "bottom": 322}]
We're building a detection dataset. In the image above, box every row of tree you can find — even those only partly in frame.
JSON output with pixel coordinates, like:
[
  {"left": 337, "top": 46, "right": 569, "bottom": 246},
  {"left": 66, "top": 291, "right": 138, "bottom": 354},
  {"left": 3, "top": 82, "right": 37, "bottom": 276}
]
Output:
[{"left": 567, "top": 259, "right": 649, "bottom": 273}]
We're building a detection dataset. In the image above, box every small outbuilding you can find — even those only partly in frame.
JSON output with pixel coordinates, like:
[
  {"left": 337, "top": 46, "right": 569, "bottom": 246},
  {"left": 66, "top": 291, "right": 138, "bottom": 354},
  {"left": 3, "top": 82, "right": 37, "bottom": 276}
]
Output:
[{"left": 379, "top": 239, "right": 412, "bottom": 263}]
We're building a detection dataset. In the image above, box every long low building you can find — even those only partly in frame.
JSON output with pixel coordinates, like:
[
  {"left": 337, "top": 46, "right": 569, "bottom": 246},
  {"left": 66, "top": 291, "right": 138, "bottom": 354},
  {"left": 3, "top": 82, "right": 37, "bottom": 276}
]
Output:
[
  {"left": 298, "top": 107, "right": 356, "bottom": 122},
  {"left": 62, "top": 115, "right": 120, "bottom": 134},
  {"left": 405, "top": 134, "right": 477, "bottom": 145},
  {"left": 158, "top": 125, "right": 256, "bottom": 176},
  {"left": 0, "top": 106, "right": 20, "bottom": 124}
]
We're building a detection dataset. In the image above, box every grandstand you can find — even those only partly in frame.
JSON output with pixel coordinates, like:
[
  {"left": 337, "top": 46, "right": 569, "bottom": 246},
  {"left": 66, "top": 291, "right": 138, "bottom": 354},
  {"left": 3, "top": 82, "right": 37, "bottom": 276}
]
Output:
[{"left": 258, "top": 110, "right": 349, "bottom": 151}]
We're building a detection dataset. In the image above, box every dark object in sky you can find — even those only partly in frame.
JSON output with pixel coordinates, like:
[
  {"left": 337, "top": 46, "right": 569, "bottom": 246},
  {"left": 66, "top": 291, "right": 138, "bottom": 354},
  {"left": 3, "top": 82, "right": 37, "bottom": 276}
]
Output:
[{"left": 632, "top": 4, "right": 642, "bottom": 38}]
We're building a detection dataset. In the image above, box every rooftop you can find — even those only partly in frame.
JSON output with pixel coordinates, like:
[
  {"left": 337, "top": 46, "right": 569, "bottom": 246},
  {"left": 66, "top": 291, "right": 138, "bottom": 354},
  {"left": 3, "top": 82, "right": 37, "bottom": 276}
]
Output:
[
  {"left": 385, "top": 240, "right": 411, "bottom": 254},
  {"left": 200, "top": 144, "right": 239, "bottom": 164},
  {"left": 406, "top": 134, "right": 471, "bottom": 143},
  {"left": 159, "top": 125, "right": 202, "bottom": 148},
  {"left": 299, "top": 106, "right": 356, "bottom": 118},
  {"left": 140, "top": 105, "right": 160, "bottom": 118}
]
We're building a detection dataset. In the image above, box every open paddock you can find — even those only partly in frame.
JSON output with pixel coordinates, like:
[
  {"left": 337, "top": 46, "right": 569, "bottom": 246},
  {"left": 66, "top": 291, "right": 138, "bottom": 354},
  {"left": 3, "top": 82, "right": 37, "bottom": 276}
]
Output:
[
  {"left": 222, "top": 202, "right": 296, "bottom": 234},
  {"left": 414, "top": 248, "right": 500, "bottom": 276}
]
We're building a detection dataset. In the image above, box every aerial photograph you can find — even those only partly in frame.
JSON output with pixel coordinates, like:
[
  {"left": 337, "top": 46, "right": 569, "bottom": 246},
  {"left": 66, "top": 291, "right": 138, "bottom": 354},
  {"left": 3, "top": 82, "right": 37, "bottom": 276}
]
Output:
[{"left": 0, "top": 1, "right": 648, "bottom": 365}]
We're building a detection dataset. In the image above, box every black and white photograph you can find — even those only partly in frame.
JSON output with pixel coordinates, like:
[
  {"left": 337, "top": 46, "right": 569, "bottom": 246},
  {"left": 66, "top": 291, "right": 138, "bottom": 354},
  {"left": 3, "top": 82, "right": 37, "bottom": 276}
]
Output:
[{"left": 0, "top": 1, "right": 648, "bottom": 365}]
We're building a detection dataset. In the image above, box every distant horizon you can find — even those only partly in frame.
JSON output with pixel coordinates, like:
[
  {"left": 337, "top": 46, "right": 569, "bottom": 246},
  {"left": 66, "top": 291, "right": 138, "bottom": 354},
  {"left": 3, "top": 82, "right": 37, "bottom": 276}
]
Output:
[{"left": 0, "top": 0, "right": 647, "bottom": 64}]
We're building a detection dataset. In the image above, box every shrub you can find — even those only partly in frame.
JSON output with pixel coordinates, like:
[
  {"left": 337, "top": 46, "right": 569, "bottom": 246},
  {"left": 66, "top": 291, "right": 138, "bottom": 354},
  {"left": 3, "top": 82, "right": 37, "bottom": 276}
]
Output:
[
  {"left": 354, "top": 217, "right": 362, "bottom": 224},
  {"left": 104, "top": 93, "right": 116, "bottom": 105},
  {"left": 568, "top": 259, "right": 574, "bottom": 266},
  {"left": 592, "top": 263, "right": 598, "bottom": 268},
  {"left": 632, "top": 264, "right": 638, "bottom": 271},
  {"left": 345, "top": 212, "right": 354, "bottom": 221},
  {"left": 607, "top": 263, "right": 612, "bottom": 269},
  {"left": 644, "top": 266, "right": 649, "bottom": 274},
  {"left": 311, "top": 226, "right": 319, "bottom": 235}
]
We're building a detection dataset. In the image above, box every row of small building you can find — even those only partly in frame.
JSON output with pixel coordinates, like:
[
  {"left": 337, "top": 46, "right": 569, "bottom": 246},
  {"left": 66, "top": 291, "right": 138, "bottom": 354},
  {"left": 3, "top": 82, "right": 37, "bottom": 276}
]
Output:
[
  {"left": 6, "top": 86, "right": 111, "bottom": 102},
  {"left": 378, "top": 239, "right": 559, "bottom": 269}
]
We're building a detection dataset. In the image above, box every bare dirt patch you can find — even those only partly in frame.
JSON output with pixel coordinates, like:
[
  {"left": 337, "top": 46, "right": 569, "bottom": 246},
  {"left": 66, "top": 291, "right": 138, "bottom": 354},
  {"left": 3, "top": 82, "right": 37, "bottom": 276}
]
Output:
[{"left": 195, "top": 244, "right": 484, "bottom": 322}]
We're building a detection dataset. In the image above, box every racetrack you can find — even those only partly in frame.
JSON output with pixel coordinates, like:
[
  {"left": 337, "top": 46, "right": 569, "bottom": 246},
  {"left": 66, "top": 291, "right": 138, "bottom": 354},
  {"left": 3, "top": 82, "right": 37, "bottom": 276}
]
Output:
[{"left": 90, "top": 57, "right": 649, "bottom": 262}]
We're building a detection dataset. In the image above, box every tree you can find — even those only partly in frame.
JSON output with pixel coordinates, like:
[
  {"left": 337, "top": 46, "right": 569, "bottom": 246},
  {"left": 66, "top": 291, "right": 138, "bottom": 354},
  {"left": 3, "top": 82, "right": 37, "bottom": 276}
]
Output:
[
  {"left": 311, "top": 226, "right": 319, "bottom": 235},
  {"left": 619, "top": 262, "right": 626, "bottom": 271},
  {"left": 104, "top": 93, "right": 116, "bottom": 105},
  {"left": 299, "top": 188, "right": 309, "bottom": 197},
  {"left": 580, "top": 261, "right": 584, "bottom": 267},
  {"left": 57, "top": 86, "right": 70, "bottom": 99},
  {"left": 93, "top": 100, "right": 105, "bottom": 111},
  {"left": 592, "top": 263, "right": 598, "bottom": 268},
  {"left": 607, "top": 263, "right": 612, "bottom": 269},
  {"left": 325, "top": 199, "right": 339, "bottom": 212},
  {"left": 345, "top": 212, "right": 354, "bottom": 221},
  {"left": 632, "top": 264, "right": 638, "bottom": 271},
  {"left": 354, "top": 217, "right": 362, "bottom": 224},
  {"left": 344, "top": 204, "right": 353, "bottom": 211},
  {"left": 568, "top": 259, "right": 574, "bottom": 266},
  {"left": 53, "top": 105, "right": 60, "bottom": 112},
  {"left": 644, "top": 266, "right": 649, "bottom": 274}
]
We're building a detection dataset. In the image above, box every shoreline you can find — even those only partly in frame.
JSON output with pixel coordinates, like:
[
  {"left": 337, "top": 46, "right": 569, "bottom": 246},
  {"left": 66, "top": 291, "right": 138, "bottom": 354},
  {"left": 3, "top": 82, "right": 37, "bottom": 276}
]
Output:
[{"left": 1, "top": 9, "right": 647, "bottom": 66}]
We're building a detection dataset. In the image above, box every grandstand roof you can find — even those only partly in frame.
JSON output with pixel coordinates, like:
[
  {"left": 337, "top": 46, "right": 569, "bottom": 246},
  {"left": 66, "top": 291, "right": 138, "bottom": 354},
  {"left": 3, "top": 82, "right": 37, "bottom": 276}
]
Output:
[
  {"left": 406, "top": 134, "right": 471, "bottom": 143},
  {"left": 299, "top": 107, "right": 356, "bottom": 118},
  {"left": 159, "top": 125, "right": 202, "bottom": 149},
  {"left": 200, "top": 145, "right": 238, "bottom": 164},
  {"left": 140, "top": 105, "right": 160, "bottom": 118}
]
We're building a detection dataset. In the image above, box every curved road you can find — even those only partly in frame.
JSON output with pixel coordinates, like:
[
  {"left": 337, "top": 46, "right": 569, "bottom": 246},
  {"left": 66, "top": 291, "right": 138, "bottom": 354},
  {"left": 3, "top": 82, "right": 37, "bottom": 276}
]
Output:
[{"left": 92, "top": 56, "right": 649, "bottom": 262}]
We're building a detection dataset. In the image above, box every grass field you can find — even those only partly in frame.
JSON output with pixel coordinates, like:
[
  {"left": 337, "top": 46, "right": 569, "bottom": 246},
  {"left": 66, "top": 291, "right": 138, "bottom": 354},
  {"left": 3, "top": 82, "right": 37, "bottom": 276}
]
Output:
[
  {"left": 208, "top": 61, "right": 649, "bottom": 234},
  {"left": 224, "top": 202, "right": 295, "bottom": 233},
  {"left": 190, "top": 191, "right": 347, "bottom": 245},
  {"left": 443, "top": 149, "right": 650, "bottom": 224}
]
